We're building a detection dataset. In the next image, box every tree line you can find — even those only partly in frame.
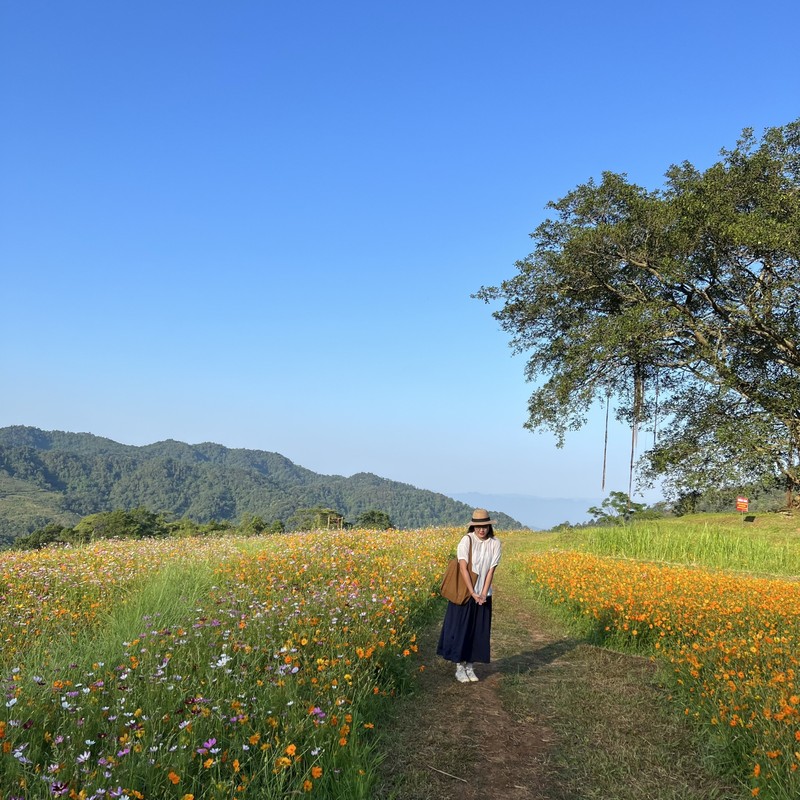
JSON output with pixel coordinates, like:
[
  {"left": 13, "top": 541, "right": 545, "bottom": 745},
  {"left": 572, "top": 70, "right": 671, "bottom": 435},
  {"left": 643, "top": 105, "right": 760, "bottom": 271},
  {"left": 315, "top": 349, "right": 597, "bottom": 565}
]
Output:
[{"left": 10, "top": 506, "right": 397, "bottom": 550}]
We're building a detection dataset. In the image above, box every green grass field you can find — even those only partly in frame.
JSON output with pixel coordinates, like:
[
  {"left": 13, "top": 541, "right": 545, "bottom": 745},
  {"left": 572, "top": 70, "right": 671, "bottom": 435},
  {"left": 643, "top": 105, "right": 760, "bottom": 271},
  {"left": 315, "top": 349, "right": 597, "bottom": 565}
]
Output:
[{"left": 557, "top": 512, "right": 800, "bottom": 575}]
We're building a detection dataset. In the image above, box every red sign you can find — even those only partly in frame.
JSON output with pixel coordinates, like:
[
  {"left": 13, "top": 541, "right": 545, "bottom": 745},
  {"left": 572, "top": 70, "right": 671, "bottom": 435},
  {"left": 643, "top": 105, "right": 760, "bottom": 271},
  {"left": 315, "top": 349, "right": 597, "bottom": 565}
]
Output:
[{"left": 736, "top": 496, "right": 749, "bottom": 512}]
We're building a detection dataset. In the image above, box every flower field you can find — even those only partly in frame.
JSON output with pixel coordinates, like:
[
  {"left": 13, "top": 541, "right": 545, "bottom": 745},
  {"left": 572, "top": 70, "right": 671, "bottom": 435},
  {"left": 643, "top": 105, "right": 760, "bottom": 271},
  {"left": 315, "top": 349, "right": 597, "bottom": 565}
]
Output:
[
  {"left": 524, "top": 550, "right": 800, "bottom": 799},
  {"left": 1, "top": 529, "right": 456, "bottom": 799}
]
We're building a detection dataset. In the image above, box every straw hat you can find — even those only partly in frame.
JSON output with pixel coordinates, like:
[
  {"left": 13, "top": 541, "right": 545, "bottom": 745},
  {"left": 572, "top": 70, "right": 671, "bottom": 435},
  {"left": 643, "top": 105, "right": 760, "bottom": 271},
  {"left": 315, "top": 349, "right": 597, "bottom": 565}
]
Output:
[{"left": 468, "top": 508, "right": 496, "bottom": 529}]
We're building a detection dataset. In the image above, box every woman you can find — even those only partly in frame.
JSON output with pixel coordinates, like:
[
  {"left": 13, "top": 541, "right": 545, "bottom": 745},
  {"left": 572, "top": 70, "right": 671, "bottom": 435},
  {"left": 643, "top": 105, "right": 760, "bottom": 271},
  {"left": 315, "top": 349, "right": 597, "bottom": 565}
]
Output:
[{"left": 437, "top": 508, "right": 502, "bottom": 682}]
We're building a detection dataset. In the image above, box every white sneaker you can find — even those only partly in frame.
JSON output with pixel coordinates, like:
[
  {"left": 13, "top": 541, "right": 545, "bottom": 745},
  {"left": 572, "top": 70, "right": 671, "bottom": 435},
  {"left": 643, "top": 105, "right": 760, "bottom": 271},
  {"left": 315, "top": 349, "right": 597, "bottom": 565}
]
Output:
[
  {"left": 455, "top": 664, "right": 470, "bottom": 683},
  {"left": 465, "top": 664, "right": 479, "bottom": 682}
]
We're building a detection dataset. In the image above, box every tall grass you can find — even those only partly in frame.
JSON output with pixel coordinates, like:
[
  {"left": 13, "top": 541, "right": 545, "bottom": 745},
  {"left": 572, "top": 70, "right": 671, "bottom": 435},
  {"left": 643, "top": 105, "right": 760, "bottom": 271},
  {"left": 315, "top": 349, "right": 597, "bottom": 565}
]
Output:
[
  {"left": 26, "top": 561, "right": 222, "bottom": 677},
  {"left": 560, "top": 519, "right": 800, "bottom": 576}
]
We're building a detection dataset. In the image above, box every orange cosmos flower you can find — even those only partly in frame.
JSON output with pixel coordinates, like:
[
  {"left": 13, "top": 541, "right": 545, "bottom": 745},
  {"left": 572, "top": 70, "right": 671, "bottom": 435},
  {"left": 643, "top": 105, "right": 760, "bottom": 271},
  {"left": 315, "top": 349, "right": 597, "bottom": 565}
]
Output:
[{"left": 168, "top": 772, "right": 180, "bottom": 785}]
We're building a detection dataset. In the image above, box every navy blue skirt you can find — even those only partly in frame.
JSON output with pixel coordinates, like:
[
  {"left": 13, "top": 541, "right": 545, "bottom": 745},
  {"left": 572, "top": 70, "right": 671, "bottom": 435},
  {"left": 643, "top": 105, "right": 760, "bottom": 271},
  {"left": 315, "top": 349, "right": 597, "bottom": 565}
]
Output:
[{"left": 436, "top": 596, "right": 493, "bottom": 663}]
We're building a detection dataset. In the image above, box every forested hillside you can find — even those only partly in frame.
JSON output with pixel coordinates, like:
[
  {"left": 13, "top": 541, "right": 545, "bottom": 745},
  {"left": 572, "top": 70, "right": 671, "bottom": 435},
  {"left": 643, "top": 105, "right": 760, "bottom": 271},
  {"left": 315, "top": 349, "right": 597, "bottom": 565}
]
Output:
[{"left": 0, "top": 426, "right": 521, "bottom": 544}]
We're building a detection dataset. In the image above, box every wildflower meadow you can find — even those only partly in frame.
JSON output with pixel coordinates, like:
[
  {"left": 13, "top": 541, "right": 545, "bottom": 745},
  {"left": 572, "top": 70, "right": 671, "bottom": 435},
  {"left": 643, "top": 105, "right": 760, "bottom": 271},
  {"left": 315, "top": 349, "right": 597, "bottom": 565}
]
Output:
[
  {"left": 1, "top": 529, "right": 456, "bottom": 800},
  {"left": 524, "top": 536, "right": 800, "bottom": 799}
]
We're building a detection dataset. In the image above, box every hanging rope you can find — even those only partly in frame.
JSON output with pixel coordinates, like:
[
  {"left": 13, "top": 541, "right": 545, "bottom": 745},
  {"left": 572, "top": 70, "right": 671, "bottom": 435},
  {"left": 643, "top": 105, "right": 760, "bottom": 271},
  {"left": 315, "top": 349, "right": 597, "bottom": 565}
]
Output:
[
  {"left": 601, "top": 392, "right": 610, "bottom": 491},
  {"left": 788, "top": 430, "right": 795, "bottom": 511},
  {"left": 653, "top": 368, "right": 659, "bottom": 447},
  {"left": 628, "top": 426, "right": 637, "bottom": 515},
  {"left": 628, "top": 365, "right": 644, "bottom": 516}
]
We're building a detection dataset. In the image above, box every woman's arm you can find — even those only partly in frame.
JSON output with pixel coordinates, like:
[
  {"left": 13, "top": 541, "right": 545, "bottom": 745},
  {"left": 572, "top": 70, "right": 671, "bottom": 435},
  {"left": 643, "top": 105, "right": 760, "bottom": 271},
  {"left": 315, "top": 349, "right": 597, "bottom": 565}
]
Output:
[{"left": 479, "top": 566, "right": 496, "bottom": 603}]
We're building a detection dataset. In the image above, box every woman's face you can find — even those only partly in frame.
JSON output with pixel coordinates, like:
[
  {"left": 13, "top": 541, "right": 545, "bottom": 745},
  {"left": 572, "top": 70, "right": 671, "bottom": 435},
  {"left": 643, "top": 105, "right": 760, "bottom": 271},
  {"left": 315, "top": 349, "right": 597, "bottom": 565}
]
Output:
[{"left": 473, "top": 525, "right": 490, "bottom": 540}]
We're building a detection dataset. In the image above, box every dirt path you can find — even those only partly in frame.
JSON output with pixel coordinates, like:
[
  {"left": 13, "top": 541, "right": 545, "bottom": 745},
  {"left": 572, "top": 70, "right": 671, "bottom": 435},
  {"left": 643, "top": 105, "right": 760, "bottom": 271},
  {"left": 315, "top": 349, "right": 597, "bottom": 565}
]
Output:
[
  {"left": 376, "top": 577, "right": 577, "bottom": 800},
  {"left": 375, "top": 551, "right": 742, "bottom": 800}
]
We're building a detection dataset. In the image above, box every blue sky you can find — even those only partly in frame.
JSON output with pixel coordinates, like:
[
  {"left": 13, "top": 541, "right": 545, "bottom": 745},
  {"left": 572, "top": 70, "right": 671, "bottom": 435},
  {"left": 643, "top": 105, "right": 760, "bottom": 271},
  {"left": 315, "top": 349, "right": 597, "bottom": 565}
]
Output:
[{"left": 2, "top": 1, "right": 798, "bottom": 509}]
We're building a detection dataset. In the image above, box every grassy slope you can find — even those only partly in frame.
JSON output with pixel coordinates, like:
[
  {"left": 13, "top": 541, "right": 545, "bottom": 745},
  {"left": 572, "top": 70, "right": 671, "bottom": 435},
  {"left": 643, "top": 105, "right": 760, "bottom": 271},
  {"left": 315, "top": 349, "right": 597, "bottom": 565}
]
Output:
[
  {"left": 0, "top": 473, "right": 79, "bottom": 544},
  {"left": 557, "top": 512, "right": 800, "bottom": 576}
]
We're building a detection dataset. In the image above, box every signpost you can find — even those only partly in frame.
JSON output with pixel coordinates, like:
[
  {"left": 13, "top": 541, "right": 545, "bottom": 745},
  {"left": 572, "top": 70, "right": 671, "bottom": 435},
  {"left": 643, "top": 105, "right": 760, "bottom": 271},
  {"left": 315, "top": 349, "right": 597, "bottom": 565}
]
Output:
[{"left": 736, "top": 495, "right": 749, "bottom": 522}]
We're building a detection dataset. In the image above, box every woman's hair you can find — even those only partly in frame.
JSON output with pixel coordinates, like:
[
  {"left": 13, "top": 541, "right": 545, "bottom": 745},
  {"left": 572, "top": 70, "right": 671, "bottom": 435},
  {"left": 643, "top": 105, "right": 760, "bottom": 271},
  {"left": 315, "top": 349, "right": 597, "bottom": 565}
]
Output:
[{"left": 468, "top": 524, "right": 495, "bottom": 538}]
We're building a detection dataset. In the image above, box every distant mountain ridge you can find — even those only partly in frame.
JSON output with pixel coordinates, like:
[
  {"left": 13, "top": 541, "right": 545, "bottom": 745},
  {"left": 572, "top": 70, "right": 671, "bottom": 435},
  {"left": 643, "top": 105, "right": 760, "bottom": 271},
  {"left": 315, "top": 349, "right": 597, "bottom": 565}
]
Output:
[
  {"left": 0, "top": 426, "right": 522, "bottom": 544},
  {"left": 449, "top": 492, "right": 601, "bottom": 530}
]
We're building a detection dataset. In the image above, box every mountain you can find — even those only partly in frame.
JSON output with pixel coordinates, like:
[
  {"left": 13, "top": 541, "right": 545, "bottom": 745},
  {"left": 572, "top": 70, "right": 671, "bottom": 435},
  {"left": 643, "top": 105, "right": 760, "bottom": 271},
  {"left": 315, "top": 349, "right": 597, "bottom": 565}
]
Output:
[
  {"left": 448, "top": 492, "right": 601, "bottom": 530},
  {"left": 0, "top": 426, "right": 523, "bottom": 544}
]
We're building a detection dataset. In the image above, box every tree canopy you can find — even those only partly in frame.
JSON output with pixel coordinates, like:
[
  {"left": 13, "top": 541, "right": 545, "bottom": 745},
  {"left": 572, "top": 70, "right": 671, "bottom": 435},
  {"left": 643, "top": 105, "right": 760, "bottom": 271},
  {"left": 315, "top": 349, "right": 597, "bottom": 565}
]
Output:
[
  {"left": 476, "top": 120, "right": 800, "bottom": 504},
  {"left": 355, "top": 509, "right": 394, "bottom": 529}
]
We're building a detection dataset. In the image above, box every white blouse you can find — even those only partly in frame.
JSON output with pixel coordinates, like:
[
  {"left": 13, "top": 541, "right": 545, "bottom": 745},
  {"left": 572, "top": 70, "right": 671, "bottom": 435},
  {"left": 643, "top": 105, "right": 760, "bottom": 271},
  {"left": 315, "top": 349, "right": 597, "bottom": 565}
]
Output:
[{"left": 457, "top": 531, "right": 502, "bottom": 596}]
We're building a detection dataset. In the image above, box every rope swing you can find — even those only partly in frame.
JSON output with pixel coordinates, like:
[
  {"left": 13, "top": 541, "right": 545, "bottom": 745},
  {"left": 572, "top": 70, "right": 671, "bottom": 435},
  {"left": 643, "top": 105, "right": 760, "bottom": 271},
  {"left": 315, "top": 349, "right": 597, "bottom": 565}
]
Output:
[
  {"left": 628, "top": 365, "right": 645, "bottom": 515},
  {"left": 601, "top": 392, "right": 610, "bottom": 492}
]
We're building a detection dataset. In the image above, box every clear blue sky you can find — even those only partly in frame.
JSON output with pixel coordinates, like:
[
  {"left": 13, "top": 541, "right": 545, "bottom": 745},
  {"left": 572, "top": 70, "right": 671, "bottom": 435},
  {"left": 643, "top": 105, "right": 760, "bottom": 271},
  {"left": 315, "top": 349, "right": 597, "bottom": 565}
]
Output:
[{"left": 2, "top": 1, "right": 798, "bottom": 503}]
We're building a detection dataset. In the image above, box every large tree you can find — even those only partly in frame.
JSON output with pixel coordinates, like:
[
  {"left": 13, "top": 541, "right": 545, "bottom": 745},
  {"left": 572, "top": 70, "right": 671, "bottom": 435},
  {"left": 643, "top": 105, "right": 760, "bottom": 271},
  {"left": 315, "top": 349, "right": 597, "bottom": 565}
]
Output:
[{"left": 475, "top": 120, "right": 800, "bottom": 504}]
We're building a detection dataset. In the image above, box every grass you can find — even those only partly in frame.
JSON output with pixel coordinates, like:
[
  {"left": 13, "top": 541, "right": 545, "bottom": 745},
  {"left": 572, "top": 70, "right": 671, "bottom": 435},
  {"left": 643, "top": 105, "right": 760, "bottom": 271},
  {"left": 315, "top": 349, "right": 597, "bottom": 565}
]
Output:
[
  {"left": 30, "top": 561, "right": 221, "bottom": 674},
  {"left": 499, "top": 535, "right": 741, "bottom": 800},
  {"left": 497, "top": 646, "right": 737, "bottom": 800},
  {"left": 556, "top": 512, "right": 800, "bottom": 576},
  {"left": 0, "top": 473, "right": 80, "bottom": 546},
  {"left": 515, "top": 523, "right": 800, "bottom": 799}
]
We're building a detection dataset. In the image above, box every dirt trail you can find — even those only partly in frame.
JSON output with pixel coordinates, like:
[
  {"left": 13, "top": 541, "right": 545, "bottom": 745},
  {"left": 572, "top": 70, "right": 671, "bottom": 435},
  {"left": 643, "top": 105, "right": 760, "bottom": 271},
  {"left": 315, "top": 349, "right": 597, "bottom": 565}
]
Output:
[
  {"left": 376, "top": 577, "right": 577, "bottom": 800},
  {"left": 376, "top": 553, "right": 743, "bottom": 800}
]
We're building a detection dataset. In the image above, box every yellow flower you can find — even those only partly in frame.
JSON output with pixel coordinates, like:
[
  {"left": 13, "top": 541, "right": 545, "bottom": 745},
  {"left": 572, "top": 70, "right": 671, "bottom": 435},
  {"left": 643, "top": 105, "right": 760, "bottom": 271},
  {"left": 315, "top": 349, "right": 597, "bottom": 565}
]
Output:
[{"left": 303, "top": 780, "right": 313, "bottom": 792}]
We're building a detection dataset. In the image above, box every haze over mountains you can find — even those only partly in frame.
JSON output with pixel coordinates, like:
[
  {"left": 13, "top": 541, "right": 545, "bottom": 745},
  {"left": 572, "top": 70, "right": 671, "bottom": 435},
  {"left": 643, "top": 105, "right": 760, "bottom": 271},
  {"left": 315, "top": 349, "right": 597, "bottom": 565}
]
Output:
[
  {"left": 449, "top": 492, "right": 600, "bottom": 531},
  {"left": 0, "top": 426, "right": 524, "bottom": 544}
]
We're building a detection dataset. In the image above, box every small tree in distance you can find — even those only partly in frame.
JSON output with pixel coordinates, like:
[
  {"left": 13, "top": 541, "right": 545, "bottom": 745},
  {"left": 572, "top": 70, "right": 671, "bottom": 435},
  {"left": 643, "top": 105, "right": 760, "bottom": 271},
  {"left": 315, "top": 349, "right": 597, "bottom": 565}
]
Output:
[
  {"left": 587, "top": 491, "right": 665, "bottom": 526},
  {"left": 354, "top": 509, "right": 393, "bottom": 530}
]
